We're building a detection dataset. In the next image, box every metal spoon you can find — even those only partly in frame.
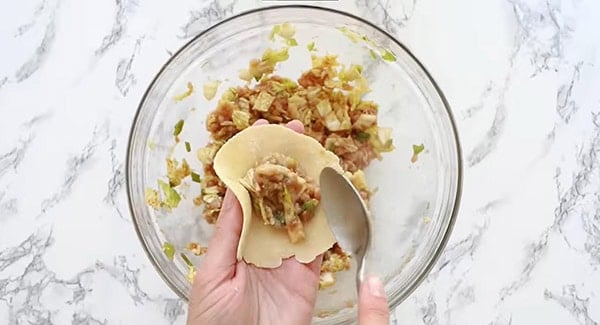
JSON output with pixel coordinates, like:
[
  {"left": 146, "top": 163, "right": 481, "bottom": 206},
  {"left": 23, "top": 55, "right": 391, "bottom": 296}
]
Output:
[{"left": 319, "top": 167, "right": 372, "bottom": 293}]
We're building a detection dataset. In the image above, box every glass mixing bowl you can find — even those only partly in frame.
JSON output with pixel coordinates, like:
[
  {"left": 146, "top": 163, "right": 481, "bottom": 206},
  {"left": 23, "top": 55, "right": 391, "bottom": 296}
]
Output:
[{"left": 127, "top": 5, "right": 462, "bottom": 324}]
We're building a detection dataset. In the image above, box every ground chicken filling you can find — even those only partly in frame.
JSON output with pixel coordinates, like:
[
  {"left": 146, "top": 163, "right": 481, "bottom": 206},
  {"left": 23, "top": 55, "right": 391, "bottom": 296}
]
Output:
[
  {"left": 319, "top": 243, "right": 352, "bottom": 289},
  {"left": 240, "top": 153, "right": 320, "bottom": 244},
  {"left": 192, "top": 52, "right": 393, "bottom": 288}
]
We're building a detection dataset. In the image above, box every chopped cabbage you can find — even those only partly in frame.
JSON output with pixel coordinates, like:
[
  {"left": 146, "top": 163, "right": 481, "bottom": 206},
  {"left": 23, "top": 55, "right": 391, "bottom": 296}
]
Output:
[
  {"left": 319, "top": 272, "right": 335, "bottom": 289},
  {"left": 174, "top": 82, "right": 194, "bottom": 101},
  {"left": 367, "top": 127, "right": 394, "bottom": 153},
  {"left": 242, "top": 48, "right": 290, "bottom": 82},
  {"left": 270, "top": 22, "right": 297, "bottom": 46},
  {"left": 253, "top": 91, "right": 275, "bottom": 112},
  {"left": 239, "top": 69, "right": 253, "bottom": 82},
  {"left": 340, "top": 64, "right": 363, "bottom": 83},
  {"left": 232, "top": 109, "right": 251, "bottom": 129},
  {"left": 222, "top": 87, "right": 238, "bottom": 102},
  {"left": 272, "top": 78, "right": 297, "bottom": 94},
  {"left": 353, "top": 114, "right": 377, "bottom": 130},
  {"left": 145, "top": 188, "right": 161, "bottom": 210},
  {"left": 166, "top": 158, "right": 191, "bottom": 187},
  {"left": 317, "top": 99, "right": 332, "bottom": 117},
  {"left": 279, "top": 22, "right": 296, "bottom": 39},
  {"left": 287, "top": 94, "right": 306, "bottom": 120},
  {"left": 203, "top": 80, "right": 220, "bottom": 100},
  {"left": 348, "top": 170, "right": 368, "bottom": 191},
  {"left": 203, "top": 186, "right": 221, "bottom": 195},
  {"left": 262, "top": 47, "right": 289, "bottom": 65},
  {"left": 337, "top": 26, "right": 361, "bottom": 43},
  {"left": 348, "top": 77, "right": 370, "bottom": 108},
  {"left": 196, "top": 146, "right": 218, "bottom": 165},
  {"left": 324, "top": 113, "right": 341, "bottom": 131},
  {"left": 282, "top": 186, "right": 294, "bottom": 224}
]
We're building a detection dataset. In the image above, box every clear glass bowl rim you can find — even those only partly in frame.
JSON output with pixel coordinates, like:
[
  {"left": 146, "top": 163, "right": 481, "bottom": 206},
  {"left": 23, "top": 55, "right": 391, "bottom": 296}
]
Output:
[{"left": 126, "top": 3, "right": 463, "bottom": 314}]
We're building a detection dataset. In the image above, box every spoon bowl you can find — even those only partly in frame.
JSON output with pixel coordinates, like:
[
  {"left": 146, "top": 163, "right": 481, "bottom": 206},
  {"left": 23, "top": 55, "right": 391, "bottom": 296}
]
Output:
[{"left": 319, "top": 167, "right": 372, "bottom": 292}]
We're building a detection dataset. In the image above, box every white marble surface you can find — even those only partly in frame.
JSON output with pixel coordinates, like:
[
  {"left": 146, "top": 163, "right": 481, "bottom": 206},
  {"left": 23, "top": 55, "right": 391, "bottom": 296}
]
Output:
[{"left": 0, "top": 0, "right": 597, "bottom": 324}]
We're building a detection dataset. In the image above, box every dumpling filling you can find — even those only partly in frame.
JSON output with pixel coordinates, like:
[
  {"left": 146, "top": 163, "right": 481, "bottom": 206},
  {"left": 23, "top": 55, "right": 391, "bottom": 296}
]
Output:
[{"left": 240, "top": 153, "right": 320, "bottom": 244}]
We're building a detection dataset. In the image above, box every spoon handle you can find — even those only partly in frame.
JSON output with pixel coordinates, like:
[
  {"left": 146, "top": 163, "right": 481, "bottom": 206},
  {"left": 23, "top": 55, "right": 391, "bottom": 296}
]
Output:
[{"left": 356, "top": 254, "right": 366, "bottom": 293}]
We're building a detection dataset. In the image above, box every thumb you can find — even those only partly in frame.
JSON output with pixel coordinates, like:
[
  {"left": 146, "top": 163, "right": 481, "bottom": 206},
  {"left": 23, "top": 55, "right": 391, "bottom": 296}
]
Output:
[
  {"left": 200, "top": 189, "right": 243, "bottom": 279},
  {"left": 358, "top": 276, "right": 390, "bottom": 325}
]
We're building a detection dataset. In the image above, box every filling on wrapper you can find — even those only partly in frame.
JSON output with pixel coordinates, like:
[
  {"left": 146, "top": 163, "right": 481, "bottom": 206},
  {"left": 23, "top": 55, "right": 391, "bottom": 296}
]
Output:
[
  {"left": 240, "top": 153, "right": 321, "bottom": 244},
  {"left": 213, "top": 124, "right": 343, "bottom": 268}
]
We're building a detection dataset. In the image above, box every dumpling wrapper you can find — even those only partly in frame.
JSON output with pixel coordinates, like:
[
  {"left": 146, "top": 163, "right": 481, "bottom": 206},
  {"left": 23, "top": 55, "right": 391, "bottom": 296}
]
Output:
[{"left": 213, "top": 124, "right": 343, "bottom": 268}]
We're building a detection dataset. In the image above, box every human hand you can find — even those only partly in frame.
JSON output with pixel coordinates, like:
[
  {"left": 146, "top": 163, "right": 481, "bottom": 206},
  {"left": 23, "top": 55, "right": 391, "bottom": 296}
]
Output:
[
  {"left": 358, "top": 276, "right": 390, "bottom": 324},
  {"left": 186, "top": 119, "right": 390, "bottom": 325},
  {"left": 187, "top": 119, "right": 323, "bottom": 325}
]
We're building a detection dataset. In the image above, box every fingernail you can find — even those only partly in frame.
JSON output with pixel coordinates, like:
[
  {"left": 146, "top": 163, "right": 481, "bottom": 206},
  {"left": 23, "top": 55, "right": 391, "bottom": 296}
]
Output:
[
  {"left": 253, "top": 119, "right": 268, "bottom": 126},
  {"left": 367, "top": 276, "right": 385, "bottom": 298}
]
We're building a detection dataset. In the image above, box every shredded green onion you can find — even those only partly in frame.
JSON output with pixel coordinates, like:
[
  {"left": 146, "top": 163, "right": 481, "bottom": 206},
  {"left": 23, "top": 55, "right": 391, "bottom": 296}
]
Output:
[
  {"left": 411, "top": 144, "right": 425, "bottom": 163},
  {"left": 180, "top": 253, "right": 193, "bottom": 267},
  {"left": 173, "top": 120, "right": 184, "bottom": 137},
  {"left": 302, "top": 199, "right": 319, "bottom": 212},
  {"left": 369, "top": 49, "right": 377, "bottom": 60},
  {"left": 158, "top": 179, "right": 181, "bottom": 209},
  {"left": 163, "top": 242, "right": 175, "bottom": 261},
  {"left": 355, "top": 132, "right": 371, "bottom": 141},
  {"left": 191, "top": 172, "right": 201, "bottom": 183},
  {"left": 381, "top": 50, "right": 397, "bottom": 62}
]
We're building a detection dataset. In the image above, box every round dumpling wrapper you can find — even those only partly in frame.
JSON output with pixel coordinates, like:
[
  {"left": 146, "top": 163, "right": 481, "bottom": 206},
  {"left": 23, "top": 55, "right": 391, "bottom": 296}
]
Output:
[{"left": 213, "top": 124, "right": 343, "bottom": 268}]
